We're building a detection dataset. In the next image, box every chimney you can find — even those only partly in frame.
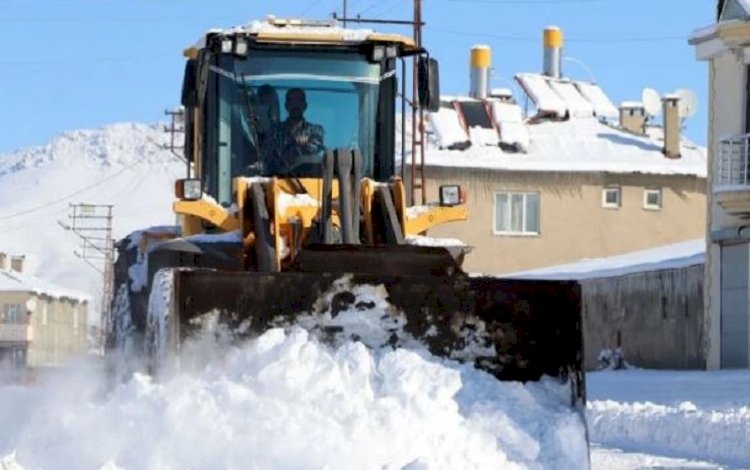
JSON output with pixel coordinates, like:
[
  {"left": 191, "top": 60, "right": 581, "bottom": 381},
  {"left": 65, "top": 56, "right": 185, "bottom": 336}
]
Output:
[
  {"left": 0, "top": 252, "right": 6, "bottom": 270},
  {"left": 10, "top": 255, "right": 25, "bottom": 274},
  {"left": 469, "top": 45, "right": 491, "bottom": 99},
  {"left": 619, "top": 102, "right": 647, "bottom": 134},
  {"left": 662, "top": 95, "right": 681, "bottom": 158},
  {"left": 543, "top": 26, "right": 563, "bottom": 79}
]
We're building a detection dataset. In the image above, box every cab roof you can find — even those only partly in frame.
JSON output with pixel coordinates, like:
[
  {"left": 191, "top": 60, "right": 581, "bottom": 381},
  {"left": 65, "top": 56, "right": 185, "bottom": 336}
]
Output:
[{"left": 185, "top": 16, "right": 417, "bottom": 58}]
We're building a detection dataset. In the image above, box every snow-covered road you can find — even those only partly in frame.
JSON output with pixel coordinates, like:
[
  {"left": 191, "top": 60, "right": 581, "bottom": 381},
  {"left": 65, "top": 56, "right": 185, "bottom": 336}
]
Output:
[
  {"left": 588, "top": 369, "right": 750, "bottom": 469},
  {"left": 1, "top": 338, "right": 749, "bottom": 469}
]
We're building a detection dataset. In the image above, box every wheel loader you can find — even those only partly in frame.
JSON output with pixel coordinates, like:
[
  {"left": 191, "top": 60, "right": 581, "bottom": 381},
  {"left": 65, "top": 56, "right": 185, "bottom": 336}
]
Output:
[{"left": 108, "top": 17, "right": 586, "bottom": 421}]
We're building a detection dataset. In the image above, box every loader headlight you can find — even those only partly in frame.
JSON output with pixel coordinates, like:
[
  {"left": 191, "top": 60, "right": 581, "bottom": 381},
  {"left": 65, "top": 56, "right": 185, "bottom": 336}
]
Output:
[
  {"left": 221, "top": 38, "right": 233, "bottom": 54},
  {"left": 234, "top": 38, "right": 249, "bottom": 57},
  {"left": 370, "top": 46, "right": 385, "bottom": 62},
  {"left": 176, "top": 178, "right": 202, "bottom": 201},
  {"left": 439, "top": 185, "right": 464, "bottom": 207}
]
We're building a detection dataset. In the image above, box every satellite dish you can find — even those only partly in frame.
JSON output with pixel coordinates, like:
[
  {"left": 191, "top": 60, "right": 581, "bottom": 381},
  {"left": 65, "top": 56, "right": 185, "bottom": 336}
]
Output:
[
  {"left": 675, "top": 88, "right": 698, "bottom": 118},
  {"left": 642, "top": 88, "right": 662, "bottom": 117}
]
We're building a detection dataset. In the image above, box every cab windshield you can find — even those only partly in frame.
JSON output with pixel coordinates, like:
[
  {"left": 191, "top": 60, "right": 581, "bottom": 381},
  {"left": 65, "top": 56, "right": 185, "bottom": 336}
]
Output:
[{"left": 206, "top": 48, "right": 383, "bottom": 205}]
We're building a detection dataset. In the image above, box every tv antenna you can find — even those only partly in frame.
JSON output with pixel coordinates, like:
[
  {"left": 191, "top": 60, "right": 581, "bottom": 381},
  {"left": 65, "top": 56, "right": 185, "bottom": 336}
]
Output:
[
  {"left": 641, "top": 88, "right": 662, "bottom": 117},
  {"left": 675, "top": 88, "right": 698, "bottom": 118}
]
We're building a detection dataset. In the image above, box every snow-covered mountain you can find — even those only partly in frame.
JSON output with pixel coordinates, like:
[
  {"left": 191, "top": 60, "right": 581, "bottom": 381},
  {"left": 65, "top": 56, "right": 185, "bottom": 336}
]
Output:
[{"left": 0, "top": 122, "right": 184, "bottom": 314}]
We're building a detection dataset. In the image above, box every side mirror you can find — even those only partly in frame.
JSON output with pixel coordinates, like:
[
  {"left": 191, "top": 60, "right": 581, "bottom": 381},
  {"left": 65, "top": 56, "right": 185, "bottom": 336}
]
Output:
[
  {"left": 418, "top": 57, "right": 440, "bottom": 113},
  {"left": 181, "top": 60, "right": 198, "bottom": 107}
]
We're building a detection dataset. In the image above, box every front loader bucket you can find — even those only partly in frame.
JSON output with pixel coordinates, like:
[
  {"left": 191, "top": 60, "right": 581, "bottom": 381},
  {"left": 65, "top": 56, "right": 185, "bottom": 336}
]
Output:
[{"left": 170, "top": 269, "right": 585, "bottom": 408}]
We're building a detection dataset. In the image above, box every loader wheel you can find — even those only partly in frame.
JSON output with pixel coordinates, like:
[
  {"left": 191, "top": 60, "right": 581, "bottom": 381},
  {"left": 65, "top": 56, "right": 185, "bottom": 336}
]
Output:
[
  {"left": 105, "top": 283, "right": 142, "bottom": 384},
  {"left": 144, "top": 268, "right": 178, "bottom": 377}
]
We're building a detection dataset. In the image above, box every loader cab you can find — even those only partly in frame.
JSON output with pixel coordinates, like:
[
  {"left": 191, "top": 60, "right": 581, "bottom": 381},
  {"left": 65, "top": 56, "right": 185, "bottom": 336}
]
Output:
[{"left": 181, "top": 34, "right": 427, "bottom": 207}]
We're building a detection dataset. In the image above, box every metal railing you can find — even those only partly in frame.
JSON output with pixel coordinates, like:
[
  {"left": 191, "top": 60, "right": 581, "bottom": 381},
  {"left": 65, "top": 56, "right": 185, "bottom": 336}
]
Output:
[
  {"left": 717, "top": 134, "right": 750, "bottom": 187},
  {"left": 0, "top": 324, "right": 32, "bottom": 343}
]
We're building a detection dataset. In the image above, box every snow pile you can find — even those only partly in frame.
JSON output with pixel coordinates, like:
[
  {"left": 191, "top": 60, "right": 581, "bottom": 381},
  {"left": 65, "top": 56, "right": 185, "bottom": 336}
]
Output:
[
  {"left": 587, "top": 369, "right": 750, "bottom": 468},
  {"left": 0, "top": 328, "right": 588, "bottom": 469}
]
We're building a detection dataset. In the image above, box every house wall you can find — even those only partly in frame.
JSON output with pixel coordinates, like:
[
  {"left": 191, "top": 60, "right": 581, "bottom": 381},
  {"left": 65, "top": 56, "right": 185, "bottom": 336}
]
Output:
[
  {"left": 422, "top": 167, "right": 706, "bottom": 275},
  {"left": 27, "top": 296, "right": 88, "bottom": 368},
  {"left": 0, "top": 292, "right": 33, "bottom": 373},
  {"left": 581, "top": 264, "right": 705, "bottom": 370},
  {"left": 705, "top": 50, "right": 748, "bottom": 369}
]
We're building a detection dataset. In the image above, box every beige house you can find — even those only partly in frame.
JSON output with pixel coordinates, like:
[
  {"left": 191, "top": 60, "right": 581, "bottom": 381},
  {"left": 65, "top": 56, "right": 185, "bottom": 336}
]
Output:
[
  {"left": 0, "top": 253, "right": 89, "bottom": 377},
  {"left": 689, "top": 0, "right": 750, "bottom": 369},
  {"left": 413, "top": 38, "right": 707, "bottom": 275}
]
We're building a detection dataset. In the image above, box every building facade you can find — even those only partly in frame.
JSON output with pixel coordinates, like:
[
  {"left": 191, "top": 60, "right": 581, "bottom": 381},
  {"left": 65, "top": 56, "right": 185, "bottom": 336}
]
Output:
[
  {"left": 0, "top": 253, "right": 88, "bottom": 378},
  {"left": 425, "top": 167, "right": 705, "bottom": 275},
  {"left": 408, "top": 34, "right": 706, "bottom": 277},
  {"left": 690, "top": 0, "right": 750, "bottom": 369}
]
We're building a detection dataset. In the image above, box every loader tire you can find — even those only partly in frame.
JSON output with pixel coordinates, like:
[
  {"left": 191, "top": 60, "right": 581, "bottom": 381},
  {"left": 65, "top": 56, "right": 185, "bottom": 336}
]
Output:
[{"left": 144, "top": 268, "right": 179, "bottom": 377}]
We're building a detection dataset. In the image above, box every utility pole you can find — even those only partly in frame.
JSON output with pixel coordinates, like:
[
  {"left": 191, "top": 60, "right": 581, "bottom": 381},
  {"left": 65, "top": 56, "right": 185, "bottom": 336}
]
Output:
[
  {"left": 59, "top": 203, "right": 114, "bottom": 353},
  {"left": 334, "top": 0, "right": 427, "bottom": 205},
  {"left": 163, "top": 107, "right": 186, "bottom": 163},
  {"left": 411, "top": 0, "right": 426, "bottom": 205}
]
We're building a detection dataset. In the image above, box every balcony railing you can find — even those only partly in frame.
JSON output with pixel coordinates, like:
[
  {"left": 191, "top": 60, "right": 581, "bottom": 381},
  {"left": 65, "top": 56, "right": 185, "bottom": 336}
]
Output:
[
  {"left": 717, "top": 134, "right": 750, "bottom": 188},
  {"left": 0, "top": 324, "right": 33, "bottom": 343}
]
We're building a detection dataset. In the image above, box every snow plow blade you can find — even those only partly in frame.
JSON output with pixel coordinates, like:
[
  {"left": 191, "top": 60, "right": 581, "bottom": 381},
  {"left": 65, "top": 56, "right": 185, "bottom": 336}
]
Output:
[{"left": 170, "top": 267, "right": 585, "bottom": 407}]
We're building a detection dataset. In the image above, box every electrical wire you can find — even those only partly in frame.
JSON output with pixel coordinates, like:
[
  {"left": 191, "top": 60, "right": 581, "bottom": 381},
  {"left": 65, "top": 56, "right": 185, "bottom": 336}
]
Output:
[
  {"left": 426, "top": 26, "right": 686, "bottom": 43},
  {"left": 0, "top": 137, "right": 178, "bottom": 221},
  {"left": 438, "top": 0, "right": 610, "bottom": 4}
]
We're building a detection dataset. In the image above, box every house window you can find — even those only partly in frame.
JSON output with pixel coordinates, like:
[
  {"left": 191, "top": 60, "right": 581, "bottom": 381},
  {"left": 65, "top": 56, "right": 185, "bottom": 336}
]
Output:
[
  {"left": 602, "top": 187, "right": 621, "bottom": 209},
  {"left": 494, "top": 192, "right": 540, "bottom": 235},
  {"left": 41, "top": 303, "right": 48, "bottom": 326},
  {"left": 644, "top": 189, "right": 662, "bottom": 210},
  {"left": 73, "top": 308, "right": 79, "bottom": 330},
  {"left": 2, "top": 304, "right": 23, "bottom": 324}
]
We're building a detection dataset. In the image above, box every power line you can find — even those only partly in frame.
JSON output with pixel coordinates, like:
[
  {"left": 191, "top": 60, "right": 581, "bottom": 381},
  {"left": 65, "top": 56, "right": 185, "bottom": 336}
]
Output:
[
  {"left": 426, "top": 26, "right": 686, "bottom": 43},
  {"left": 438, "top": 0, "right": 610, "bottom": 3},
  {"left": 0, "top": 136, "right": 180, "bottom": 222}
]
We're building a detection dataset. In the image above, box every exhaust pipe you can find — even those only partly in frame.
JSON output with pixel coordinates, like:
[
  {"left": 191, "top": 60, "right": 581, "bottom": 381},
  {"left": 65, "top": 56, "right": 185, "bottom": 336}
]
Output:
[
  {"left": 470, "top": 45, "right": 491, "bottom": 99},
  {"left": 543, "top": 26, "right": 563, "bottom": 79}
]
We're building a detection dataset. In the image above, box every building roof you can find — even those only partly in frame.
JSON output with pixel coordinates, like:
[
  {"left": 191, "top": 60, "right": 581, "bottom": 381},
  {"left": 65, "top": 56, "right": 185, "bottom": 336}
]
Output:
[
  {"left": 504, "top": 238, "right": 705, "bottom": 281},
  {"left": 719, "top": 0, "right": 750, "bottom": 20},
  {"left": 421, "top": 116, "right": 706, "bottom": 177},
  {"left": 420, "top": 70, "right": 706, "bottom": 178},
  {"left": 0, "top": 268, "right": 89, "bottom": 303}
]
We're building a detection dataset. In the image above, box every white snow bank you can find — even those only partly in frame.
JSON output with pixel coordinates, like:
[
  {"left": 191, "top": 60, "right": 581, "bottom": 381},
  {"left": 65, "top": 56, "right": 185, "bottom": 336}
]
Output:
[
  {"left": 0, "top": 331, "right": 588, "bottom": 469},
  {"left": 587, "top": 369, "right": 750, "bottom": 468}
]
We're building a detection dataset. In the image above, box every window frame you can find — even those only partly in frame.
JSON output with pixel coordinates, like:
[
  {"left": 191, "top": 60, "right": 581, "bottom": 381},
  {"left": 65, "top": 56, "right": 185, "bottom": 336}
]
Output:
[
  {"left": 493, "top": 191, "right": 541, "bottom": 237},
  {"left": 2, "top": 304, "right": 23, "bottom": 324},
  {"left": 643, "top": 188, "right": 662, "bottom": 211},
  {"left": 602, "top": 187, "right": 621, "bottom": 209}
]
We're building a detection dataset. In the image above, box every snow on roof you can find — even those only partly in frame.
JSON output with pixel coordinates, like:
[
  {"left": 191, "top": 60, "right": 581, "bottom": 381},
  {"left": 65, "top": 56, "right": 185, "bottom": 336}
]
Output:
[
  {"left": 575, "top": 82, "right": 619, "bottom": 119},
  {"left": 620, "top": 101, "right": 644, "bottom": 109},
  {"left": 0, "top": 267, "right": 90, "bottom": 302},
  {"left": 505, "top": 239, "right": 705, "bottom": 281},
  {"left": 421, "top": 117, "right": 706, "bottom": 177},
  {"left": 515, "top": 73, "right": 567, "bottom": 118},
  {"left": 427, "top": 106, "right": 470, "bottom": 150},
  {"left": 489, "top": 101, "right": 530, "bottom": 152},
  {"left": 191, "top": 17, "right": 412, "bottom": 50},
  {"left": 547, "top": 81, "right": 594, "bottom": 118}
]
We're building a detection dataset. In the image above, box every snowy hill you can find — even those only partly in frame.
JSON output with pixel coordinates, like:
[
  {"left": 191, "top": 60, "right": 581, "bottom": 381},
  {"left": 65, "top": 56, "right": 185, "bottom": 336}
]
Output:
[{"left": 0, "top": 122, "right": 184, "bottom": 316}]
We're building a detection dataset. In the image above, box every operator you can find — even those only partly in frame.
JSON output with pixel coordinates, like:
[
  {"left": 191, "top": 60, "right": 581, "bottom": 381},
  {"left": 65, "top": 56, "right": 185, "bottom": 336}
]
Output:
[{"left": 267, "top": 88, "right": 325, "bottom": 173}]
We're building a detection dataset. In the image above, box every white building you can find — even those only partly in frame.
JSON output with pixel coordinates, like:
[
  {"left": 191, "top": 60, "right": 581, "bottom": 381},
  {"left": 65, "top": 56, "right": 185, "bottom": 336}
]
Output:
[{"left": 689, "top": 0, "right": 750, "bottom": 368}]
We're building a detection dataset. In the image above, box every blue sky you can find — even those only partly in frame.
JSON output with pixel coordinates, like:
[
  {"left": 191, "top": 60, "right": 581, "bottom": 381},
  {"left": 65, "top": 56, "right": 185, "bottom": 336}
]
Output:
[{"left": 0, "top": 0, "right": 712, "bottom": 154}]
